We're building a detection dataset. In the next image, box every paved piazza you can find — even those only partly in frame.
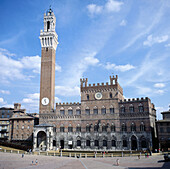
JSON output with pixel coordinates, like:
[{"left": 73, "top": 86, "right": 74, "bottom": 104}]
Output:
[{"left": 0, "top": 152, "right": 170, "bottom": 169}]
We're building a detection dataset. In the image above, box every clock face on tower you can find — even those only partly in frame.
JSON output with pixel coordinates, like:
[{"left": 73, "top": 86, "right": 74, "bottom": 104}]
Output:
[
  {"left": 41, "top": 97, "right": 49, "bottom": 106},
  {"left": 95, "top": 92, "right": 102, "bottom": 100}
]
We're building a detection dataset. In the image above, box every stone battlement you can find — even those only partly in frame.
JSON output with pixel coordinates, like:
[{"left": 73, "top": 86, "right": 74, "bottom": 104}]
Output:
[
  {"left": 120, "top": 97, "right": 150, "bottom": 103},
  {"left": 56, "top": 102, "right": 81, "bottom": 106},
  {"left": 80, "top": 75, "right": 118, "bottom": 88}
]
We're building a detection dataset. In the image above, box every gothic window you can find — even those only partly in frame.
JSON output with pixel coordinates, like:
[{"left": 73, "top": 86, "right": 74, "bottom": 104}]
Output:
[
  {"left": 122, "top": 123, "right": 127, "bottom": 132},
  {"left": 76, "top": 125, "right": 81, "bottom": 132},
  {"left": 110, "top": 108, "right": 114, "bottom": 114},
  {"left": 140, "top": 122, "right": 145, "bottom": 132},
  {"left": 111, "top": 124, "right": 115, "bottom": 132},
  {"left": 110, "top": 93, "right": 112, "bottom": 98},
  {"left": 68, "top": 124, "right": 73, "bottom": 132},
  {"left": 102, "top": 125, "right": 107, "bottom": 132},
  {"left": 77, "top": 140, "right": 81, "bottom": 147},
  {"left": 139, "top": 104, "right": 144, "bottom": 112},
  {"left": 87, "top": 94, "right": 89, "bottom": 100},
  {"left": 85, "top": 109, "right": 90, "bottom": 115},
  {"left": 86, "top": 140, "right": 90, "bottom": 147},
  {"left": 120, "top": 106, "right": 125, "bottom": 113},
  {"left": 68, "top": 110, "right": 73, "bottom": 116},
  {"left": 60, "top": 126, "right": 65, "bottom": 132},
  {"left": 123, "top": 139, "right": 127, "bottom": 147},
  {"left": 86, "top": 125, "right": 90, "bottom": 132},
  {"left": 94, "top": 124, "right": 98, "bottom": 132},
  {"left": 131, "top": 123, "right": 136, "bottom": 132},
  {"left": 60, "top": 110, "right": 65, "bottom": 116},
  {"left": 129, "top": 104, "right": 134, "bottom": 113},
  {"left": 101, "top": 107, "right": 106, "bottom": 114},
  {"left": 103, "top": 140, "right": 107, "bottom": 147},
  {"left": 93, "top": 108, "right": 98, "bottom": 115},
  {"left": 76, "top": 109, "right": 81, "bottom": 115},
  {"left": 112, "top": 140, "right": 116, "bottom": 147},
  {"left": 95, "top": 140, "right": 99, "bottom": 146}
]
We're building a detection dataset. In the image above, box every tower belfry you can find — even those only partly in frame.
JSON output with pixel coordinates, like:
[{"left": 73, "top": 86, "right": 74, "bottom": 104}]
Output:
[{"left": 39, "top": 7, "right": 58, "bottom": 114}]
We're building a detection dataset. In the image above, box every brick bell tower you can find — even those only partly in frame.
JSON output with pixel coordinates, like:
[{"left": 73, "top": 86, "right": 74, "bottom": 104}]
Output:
[{"left": 39, "top": 7, "right": 58, "bottom": 114}]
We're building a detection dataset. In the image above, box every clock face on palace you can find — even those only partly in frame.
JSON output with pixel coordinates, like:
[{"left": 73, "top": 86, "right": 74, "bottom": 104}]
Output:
[
  {"left": 41, "top": 97, "right": 49, "bottom": 106},
  {"left": 95, "top": 92, "right": 102, "bottom": 100}
]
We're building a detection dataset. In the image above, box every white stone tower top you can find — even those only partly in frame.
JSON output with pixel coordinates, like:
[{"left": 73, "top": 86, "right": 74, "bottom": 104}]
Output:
[{"left": 39, "top": 7, "right": 58, "bottom": 50}]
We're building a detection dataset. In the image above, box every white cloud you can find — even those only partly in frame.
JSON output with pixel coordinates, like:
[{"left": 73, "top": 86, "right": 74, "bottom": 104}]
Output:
[
  {"left": 20, "top": 55, "right": 41, "bottom": 73},
  {"left": 0, "top": 48, "right": 61, "bottom": 82},
  {"left": 154, "top": 83, "right": 165, "bottom": 88},
  {"left": 55, "top": 86, "right": 80, "bottom": 97},
  {"left": 165, "top": 43, "right": 170, "bottom": 47},
  {"left": 22, "top": 93, "right": 39, "bottom": 105},
  {"left": 155, "top": 89, "right": 164, "bottom": 94},
  {"left": 143, "top": 35, "right": 168, "bottom": 46},
  {"left": 0, "top": 90, "right": 10, "bottom": 94},
  {"left": 105, "top": 62, "right": 135, "bottom": 72},
  {"left": 55, "top": 64, "right": 62, "bottom": 72},
  {"left": 0, "top": 98, "right": 4, "bottom": 103},
  {"left": 55, "top": 97, "right": 61, "bottom": 103},
  {"left": 105, "top": 0, "right": 123, "bottom": 12},
  {"left": 87, "top": 4, "right": 103, "bottom": 15},
  {"left": 120, "top": 20, "right": 127, "bottom": 26},
  {"left": 87, "top": 0, "right": 123, "bottom": 16}
]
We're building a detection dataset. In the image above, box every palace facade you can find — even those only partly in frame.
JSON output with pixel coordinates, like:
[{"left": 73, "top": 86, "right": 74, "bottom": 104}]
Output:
[{"left": 33, "top": 8, "right": 157, "bottom": 152}]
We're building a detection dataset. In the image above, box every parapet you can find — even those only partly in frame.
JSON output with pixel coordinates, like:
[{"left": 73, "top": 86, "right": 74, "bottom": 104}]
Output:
[
  {"left": 56, "top": 102, "right": 81, "bottom": 106},
  {"left": 81, "top": 75, "right": 118, "bottom": 88},
  {"left": 119, "top": 97, "right": 150, "bottom": 103}
]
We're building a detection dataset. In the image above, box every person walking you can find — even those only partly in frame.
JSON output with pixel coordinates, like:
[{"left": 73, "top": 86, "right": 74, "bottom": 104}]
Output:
[
  {"left": 116, "top": 159, "right": 119, "bottom": 166},
  {"left": 35, "top": 159, "right": 38, "bottom": 165}
]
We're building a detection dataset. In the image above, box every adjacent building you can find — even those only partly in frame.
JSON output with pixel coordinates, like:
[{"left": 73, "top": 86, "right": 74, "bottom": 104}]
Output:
[
  {"left": 156, "top": 109, "right": 170, "bottom": 151},
  {"left": 33, "top": 8, "right": 157, "bottom": 152}
]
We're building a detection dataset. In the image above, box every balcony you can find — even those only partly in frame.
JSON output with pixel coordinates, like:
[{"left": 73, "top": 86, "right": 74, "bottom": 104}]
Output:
[{"left": 0, "top": 129, "right": 7, "bottom": 132}]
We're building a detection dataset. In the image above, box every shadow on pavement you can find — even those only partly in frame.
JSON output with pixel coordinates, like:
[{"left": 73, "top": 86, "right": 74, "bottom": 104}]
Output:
[{"left": 128, "top": 160, "right": 170, "bottom": 169}]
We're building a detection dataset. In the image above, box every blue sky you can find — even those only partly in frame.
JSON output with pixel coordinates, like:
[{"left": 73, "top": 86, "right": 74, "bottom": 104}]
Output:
[{"left": 0, "top": 0, "right": 170, "bottom": 119}]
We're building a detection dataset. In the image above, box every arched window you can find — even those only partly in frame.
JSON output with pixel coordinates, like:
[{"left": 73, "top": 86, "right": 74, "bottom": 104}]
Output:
[
  {"left": 68, "top": 124, "right": 73, "bottom": 132},
  {"left": 86, "top": 125, "right": 90, "bottom": 132},
  {"left": 68, "top": 107, "right": 73, "bottom": 116},
  {"left": 111, "top": 124, "right": 115, "bottom": 132},
  {"left": 60, "top": 108, "right": 65, "bottom": 116},
  {"left": 122, "top": 123, "right": 127, "bottom": 132},
  {"left": 85, "top": 107, "right": 90, "bottom": 115},
  {"left": 76, "top": 108, "right": 81, "bottom": 115},
  {"left": 95, "top": 140, "right": 99, "bottom": 146},
  {"left": 101, "top": 106, "right": 106, "bottom": 114},
  {"left": 110, "top": 107, "right": 114, "bottom": 114},
  {"left": 129, "top": 104, "right": 134, "bottom": 113},
  {"left": 77, "top": 140, "right": 81, "bottom": 147},
  {"left": 140, "top": 122, "right": 145, "bottom": 131},
  {"left": 60, "top": 124, "right": 65, "bottom": 132},
  {"left": 94, "top": 124, "right": 98, "bottom": 132},
  {"left": 93, "top": 106, "right": 98, "bottom": 115},
  {"left": 102, "top": 124, "right": 107, "bottom": 132},
  {"left": 112, "top": 140, "right": 116, "bottom": 147},
  {"left": 76, "top": 124, "right": 81, "bottom": 132},
  {"left": 131, "top": 123, "right": 136, "bottom": 132},
  {"left": 103, "top": 140, "right": 107, "bottom": 147},
  {"left": 123, "top": 139, "right": 127, "bottom": 147},
  {"left": 110, "top": 92, "right": 112, "bottom": 98},
  {"left": 120, "top": 105, "right": 125, "bottom": 113},
  {"left": 87, "top": 94, "right": 89, "bottom": 100},
  {"left": 138, "top": 104, "right": 144, "bottom": 113},
  {"left": 86, "top": 140, "right": 90, "bottom": 147},
  {"left": 47, "top": 21, "right": 50, "bottom": 31}
]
